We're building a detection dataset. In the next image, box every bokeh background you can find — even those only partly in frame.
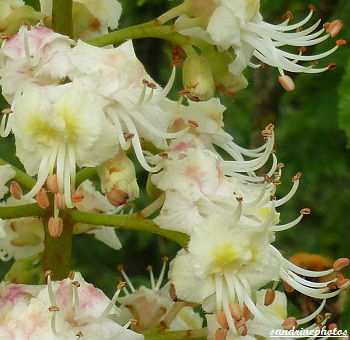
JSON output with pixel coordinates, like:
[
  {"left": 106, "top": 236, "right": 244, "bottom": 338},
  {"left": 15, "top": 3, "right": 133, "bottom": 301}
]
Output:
[{"left": 1, "top": 0, "right": 349, "bottom": 331}]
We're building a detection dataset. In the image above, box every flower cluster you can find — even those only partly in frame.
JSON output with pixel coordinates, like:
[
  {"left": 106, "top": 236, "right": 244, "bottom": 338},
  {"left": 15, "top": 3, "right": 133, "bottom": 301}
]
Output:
[
  {"left": 158, "top": 0, "right": 345, "bottom": 91},
  {"left": 145, "top": 102, "right": 350, "bottom": 336}
]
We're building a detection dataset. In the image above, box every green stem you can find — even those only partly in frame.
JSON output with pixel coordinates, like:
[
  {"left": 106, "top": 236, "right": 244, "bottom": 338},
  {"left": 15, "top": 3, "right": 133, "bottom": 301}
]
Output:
[
  {"left": 68, "top": 210, "right": 189, "bottom": 248},
  {"left": 0, "top": 203, "right": 44, "bottom": 219},
  {"left": 43, "top": 214, "right": 73, "bottom": 280},
  {"left": 75, "top": 167, "right": 96, "bottom": 187},
  {"left": 52, "top": 0, "right": 73, "bottom": 37},
  {"left": 0, "top": 159, "right": 36, "bottom": 189},
  {"left": 143, "top": 328, "right": 207, "bottom": 340},
  {"left": 88, "top": 22, "right": 208, "bottom": 50}
]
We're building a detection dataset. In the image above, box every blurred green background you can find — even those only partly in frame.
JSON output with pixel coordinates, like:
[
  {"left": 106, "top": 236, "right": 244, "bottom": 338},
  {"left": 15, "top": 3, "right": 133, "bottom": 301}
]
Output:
[{"left": 1, "top": 0, "right": 349, "bottom": 331}]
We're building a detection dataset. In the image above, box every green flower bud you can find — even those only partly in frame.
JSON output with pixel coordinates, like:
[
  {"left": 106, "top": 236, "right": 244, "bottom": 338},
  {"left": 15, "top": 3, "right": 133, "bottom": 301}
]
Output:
[
  {"left": 204, "top": 48, "right": 248, "bottom": 98},
  {"left": 96, "top": 150, "right": 139, "bottom": 202},
  {"left": 182, "top": 55, "right": 216, "bottom": 101},
  {"left": 72, "top": 2, "right": 100, "bottom": 41}
]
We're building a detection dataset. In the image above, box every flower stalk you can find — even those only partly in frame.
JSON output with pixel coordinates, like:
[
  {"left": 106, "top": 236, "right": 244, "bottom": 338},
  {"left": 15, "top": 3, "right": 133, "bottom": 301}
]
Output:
[
  {"left": 67, "top": 210, "right": 189, "bottom": 247},
  {"left": 0, "top": 158, "right": 36, "bottom": 189},
  {"left": 143, "top": 328, "right": 207, "bottom": 340},
  {"left": 52, "top": 0, "right": 73, "bottom": 37},
  {"left": 43, "top": 214, "right": 74, "bottom": 280}
]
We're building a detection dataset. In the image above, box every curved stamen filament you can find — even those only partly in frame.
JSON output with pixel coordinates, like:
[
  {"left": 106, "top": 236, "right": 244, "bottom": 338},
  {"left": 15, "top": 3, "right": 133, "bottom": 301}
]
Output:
[
  {"left": 297, "top": 299, "right": 326, "bottom": 324},
  {"left": 270, "top": 213, "right": 303, "bottom": 232},
  {"left": 270, "top": 245, "right": 334, "bottom": 277},
  {"left": 155, "top": 258, "right": 168, "bottom": 291}
]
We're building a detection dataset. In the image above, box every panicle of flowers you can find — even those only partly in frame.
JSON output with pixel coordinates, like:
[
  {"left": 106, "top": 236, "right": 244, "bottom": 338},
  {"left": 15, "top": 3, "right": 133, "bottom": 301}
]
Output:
[
  {"left": 157, "top": 0, "right": 346, "bottom": 90},
  {"left": 144, "top": 98, "right": 350, "bottom": 336},
  {"left": 0, "top": 25, "right": 184, "bottom": 213}
]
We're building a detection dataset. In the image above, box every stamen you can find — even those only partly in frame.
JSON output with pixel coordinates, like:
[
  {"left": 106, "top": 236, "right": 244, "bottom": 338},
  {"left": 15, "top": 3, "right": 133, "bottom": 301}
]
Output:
[
  {"left": 10, "top": 181, "right": 22, "bottom": 200},
  {"left": 297, "top": 299, "right": 326, "bottom": 324},
  {"left": 217, "top": 311, "right": 229, "bottom": 329},
  {"left": 215, "top": 275, "right": 224, "bottom": 313},
  {"left": 55, "top": 193, "right": 66, "bottom": 210},
  {"left": 155, "top": 256, "right": 168, "bottom": 291},
  {"left": 48, "top": 217, "right": 63, "bottom": 239},
  {"left": 0, "top": 113, "right": 12, "bottom": 137},
  {"left": 283, "top": 317, "right": 298, "bottom": 330},
  {"left": 229, "top": 303, "right": 242, "bottom": 321},
  {"left": 328, "top": 63, "right": 337, "bottom": 71},
  {"left": 72, "top": 193, "right": 84, "bottom": 203},
  {"left": 1, "top": 108, "right": 12, "bottom": 115},
  {"left": 139, "top": 193, "right": 165, "bottom": 218},
  {"left": 264, "top": 289, "right": 276, "bottom": 306},
  {"left": 215, "top": 328, "right": 228, "bottom": 340},
  {"left": 47, "top": 175, "right": 59, "bottom": 194},
  {"left": 336, "top": 39, "right": 347, "bottom": 46},
  {"left": 235, "top": 319, "right": 247, "bottom": 336},
  {"left": 73, "top": 282, "right": 80, "bottom": 312},
  {"left": 326, "top": 20, "right": 343, "bottom": 37},
  {"left": 64, "top": 152, "right": 74, "bottom": 209},
  {"left": 47, "top": 274, "right": 58, "bottom": 306},
  {"left": 333, "top": 258, "right": 350, "bottom": 271},
  {"left": 278, "top": 75, "right": 295, "bottom": 91},
  {"left": 50, "top": 310, "right": 58, "bottom": 337},
  {"left": 117, "top": 265, "right": 135, "bottom": 293},
  {"left": 36, "top": 188, "right": 50, "bottom": 209},
  {"left": 106, "top": 185, "right": 129, "bottom": 206},
  {"left": 147, "top": 265, "right": 156, "bottom": 290},
  {"left": 101, "top": 282, "right": 125, "bottom": 317}
]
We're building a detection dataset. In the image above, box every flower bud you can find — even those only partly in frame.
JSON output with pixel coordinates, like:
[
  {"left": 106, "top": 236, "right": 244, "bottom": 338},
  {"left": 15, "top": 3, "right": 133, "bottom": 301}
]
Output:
[
  {"left": 0, "top": 5, "right": 42, "bottom": 37},
  {"left": 97, "top": 150, "right": 139, "bottom": 202},
  {"left": 48, "top": 217, "right": 63, "bottom": 239},
  {"left": 106, "top": 186, "right": 129, "bottom": 207},
  {"left": 183, "top": 0, "right": 217, "bottom": 19},
  {"left": 46, "top": 175, "right": 59, "bottom": 194},
  {"left": 182, "top": 55, "right": 215, "bottom": 101},
  {"left": 204, "top": 49, "right": 248, "bottom": 97}
]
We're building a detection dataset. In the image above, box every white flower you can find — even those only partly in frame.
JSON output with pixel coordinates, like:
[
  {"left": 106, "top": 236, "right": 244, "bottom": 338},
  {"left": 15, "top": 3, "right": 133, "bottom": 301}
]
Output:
[
  {"left": 0, "top": 25, "right": 74, "bottom": 103},
  {"left": 0, "top": 0, "right": 25, "bottom": 21},
  {"left": 170, "top": 97, "right": 232, "bottom": 147},
  {"left": 39, "top": 0, "right": 122, "bottom": 39},
  {"left": 176, "top": 1, "right": 343, "bottom": 89},
  {"left": 0, "top": 164, "right": 15, "bottom": 199},
  {"left": 9, "top": 82, "right": 118, "bottom": 207},
  {"left": 169, "top": 216, "right": 279, "bottom": 309},
  {"left": 206, "top": 290, "right": 331, "bottom": 339},
  {"left": 169, "top": 211, "right": 348, "bottom": 334},
  {"left": 0, "top": 272, "right": 144, "bottom": 340},
  {"left": 74, "top": 180, "right": 122, "bottom": 250},
  {"left": 116, "top": 260, "right": 203, "bottom": 332},
  {"left": 69, "top": 40, "right": 184, "bottom": 171},
  {"left": 0, "top": 216, "right": 44, "bottom": 262},
  {"left": 152, "top": 143, "right": 235, "bottom": 234}
]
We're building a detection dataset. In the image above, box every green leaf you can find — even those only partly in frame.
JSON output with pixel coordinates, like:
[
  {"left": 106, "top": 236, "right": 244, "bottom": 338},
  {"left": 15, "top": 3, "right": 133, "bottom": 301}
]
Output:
[{"left": 338, "top": 61, "right": 350, "bottom": 149}]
